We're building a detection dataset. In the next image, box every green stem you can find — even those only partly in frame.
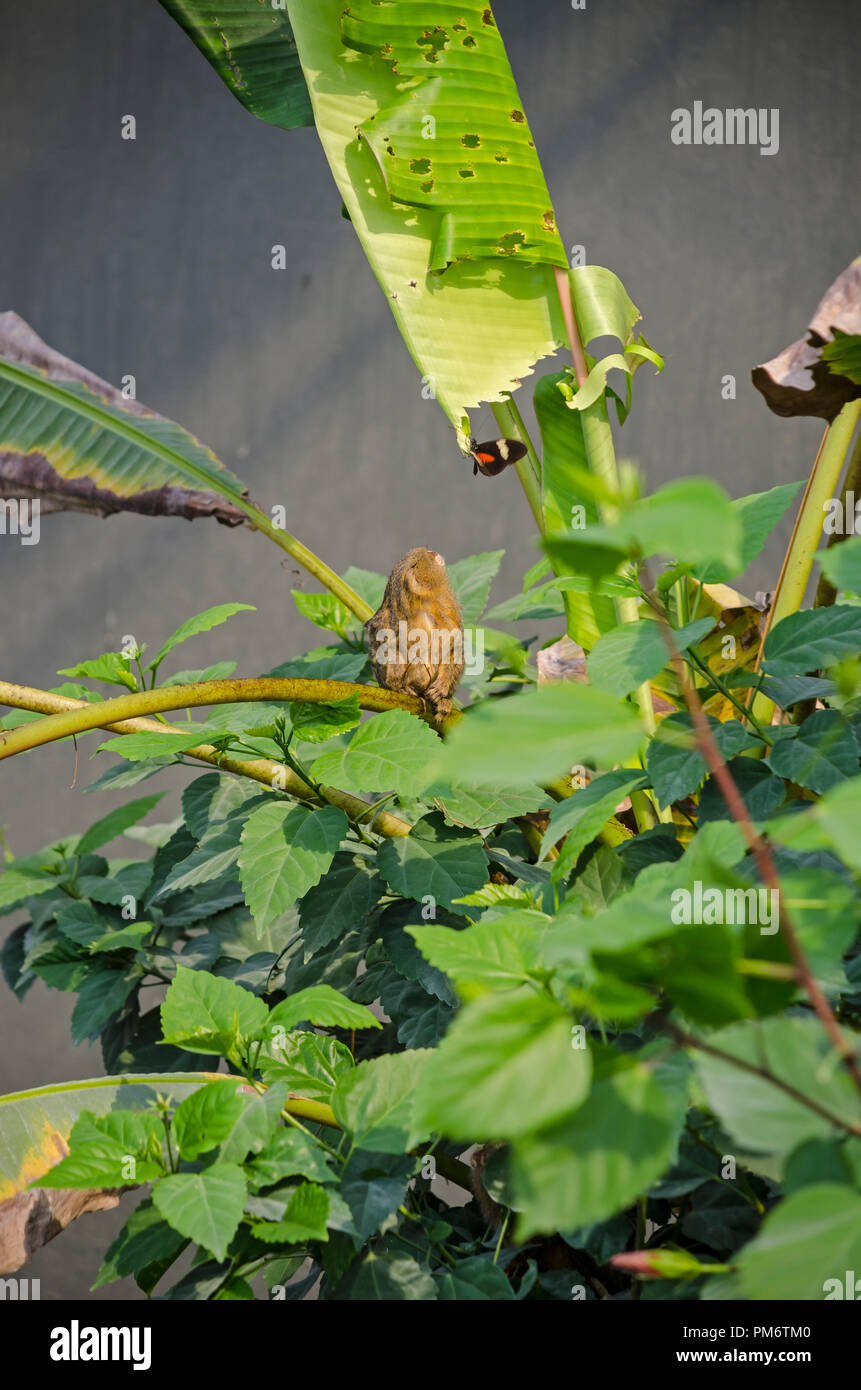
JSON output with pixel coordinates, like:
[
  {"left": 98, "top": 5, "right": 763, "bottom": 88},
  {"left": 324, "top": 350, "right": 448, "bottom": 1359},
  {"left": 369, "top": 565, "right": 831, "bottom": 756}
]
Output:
[
  {"left": 672, "top": 1026, "right": 861, "bottom": 1137},
  {"left": 815, "top": 427, "right": 861, "bottom": 609},
  {"left": 162, "top": 1113, "right": 177, "bottom": 1174},
  {"left": 675, "top": 577, "right": 690, "bottom": 626},
  {"left": 496, "top": 391, "right": 541, "bottom": 486},
  {"left": 492, "top": 1210, "right": 510, "bottom": 1264},
  {"left": 0, "top": 680, "right": 416, "bottom": 838},
  {"left": 490, "top": 398, "right": 544, "bottom": 533},
  {"left": 632, "top": 1195, "right": 647, "bottom": 1298},
  {"left": 281, "top": 1106, "right": 341, "bottom": 1159},
  {"left": 686, "top": 649, "right": 773, "bottom": 745},
  {"left": 751, "top": 400, "right": 861, "bottom": 726},
  {"left": 553, "top": 269, "right": 665, "bottom": 829},
  {"left": 283, "top": 1096, "right": 339, "bottom": 1128},
  {"left": 605, "top": 559, "right": 664, "bottom": 826},
  {"left": 245, "top": 508, "right": 373, "bottom": 623},
  {"left": 0, "top": 676, "right": 434, "bottom": 759}
]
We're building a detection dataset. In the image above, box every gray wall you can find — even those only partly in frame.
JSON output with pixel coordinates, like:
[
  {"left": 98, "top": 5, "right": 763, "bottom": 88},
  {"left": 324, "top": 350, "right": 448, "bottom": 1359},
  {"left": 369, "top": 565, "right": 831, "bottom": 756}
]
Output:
[{"left": 0, "top": 0, "right": 858, "bottom": 1297}]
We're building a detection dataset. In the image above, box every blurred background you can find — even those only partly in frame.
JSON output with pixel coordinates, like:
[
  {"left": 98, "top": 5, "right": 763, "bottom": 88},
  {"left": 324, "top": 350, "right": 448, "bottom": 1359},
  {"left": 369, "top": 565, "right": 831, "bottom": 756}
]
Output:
[{"left": 0, "top": 0, "right": 858, "bottom": 1296}]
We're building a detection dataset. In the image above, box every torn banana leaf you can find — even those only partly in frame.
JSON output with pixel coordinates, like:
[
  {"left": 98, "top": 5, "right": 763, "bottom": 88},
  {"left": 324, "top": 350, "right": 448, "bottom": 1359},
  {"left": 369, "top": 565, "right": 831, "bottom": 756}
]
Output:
[
  {"left": 285, "top": 0, "right": 568, "bottom": 429},
  {"left": 0, "top": 312, "right": 249, "bottom": 524}
]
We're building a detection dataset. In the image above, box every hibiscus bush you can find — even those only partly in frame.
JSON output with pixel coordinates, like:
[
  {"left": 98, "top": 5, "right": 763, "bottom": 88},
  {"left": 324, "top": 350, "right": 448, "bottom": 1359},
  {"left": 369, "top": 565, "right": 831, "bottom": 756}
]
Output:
[{"left": 1, "top": 0, "right": 860, "bottom": 1302}]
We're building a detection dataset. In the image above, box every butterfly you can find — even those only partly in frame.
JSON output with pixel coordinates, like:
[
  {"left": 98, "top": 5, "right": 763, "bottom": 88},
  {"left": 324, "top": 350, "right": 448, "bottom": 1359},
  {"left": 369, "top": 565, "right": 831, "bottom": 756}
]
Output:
[{"left": 467, "top": 436, "right": 529, "bottom": 477}]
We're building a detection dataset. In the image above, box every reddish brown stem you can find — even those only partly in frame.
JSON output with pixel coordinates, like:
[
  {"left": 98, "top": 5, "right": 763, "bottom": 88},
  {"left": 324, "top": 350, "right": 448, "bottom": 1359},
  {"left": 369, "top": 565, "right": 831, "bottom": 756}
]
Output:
[
  {"left": 554, "top": 265, "right": 589, "bottom": 388},
  {"left": 643, "top": 578, "right": 861, "bottom": 1098},
  {"left": 669, "top": 1026, "right": 861, "bottom": 1138}
]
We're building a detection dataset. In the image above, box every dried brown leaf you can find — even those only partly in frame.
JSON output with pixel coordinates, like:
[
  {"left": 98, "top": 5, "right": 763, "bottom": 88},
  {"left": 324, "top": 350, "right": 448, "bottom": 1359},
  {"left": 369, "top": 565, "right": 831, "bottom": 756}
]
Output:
[{"left": 752, "top": 258, "right": 861, "bottom": 420}]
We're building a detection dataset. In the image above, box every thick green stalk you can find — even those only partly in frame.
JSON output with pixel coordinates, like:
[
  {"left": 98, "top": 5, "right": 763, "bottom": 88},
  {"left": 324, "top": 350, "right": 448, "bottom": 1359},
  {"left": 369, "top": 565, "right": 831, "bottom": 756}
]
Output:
[
  {"left": 752, "top": 399, "right": 861, "bottom": 726},
  {"left": 284, "top": 1097, "right": 338, "bottom": 1127},
  {"left": 815, "top": 428, "right": 861, "bottom": 608},
  {"left": 554, "top": 269, "right": 664, "bottom": 827},
  {"left": 0, "top": 677, "right": 432, "bottom": 758},
  {"left": 241, "top": 503, "right": 373, "bottom": 622},
  {"left": 495, "top": 391, "right": 541, "bottom": 486},
  {"left": 490, "top": 397, "right": 544, "bottom": 532},
  {"left": 0, "top": 681, "right": 415, "bottom": 836},
  {"left": 286, "top": 1096, "right": 472, "bottom": 1188}
]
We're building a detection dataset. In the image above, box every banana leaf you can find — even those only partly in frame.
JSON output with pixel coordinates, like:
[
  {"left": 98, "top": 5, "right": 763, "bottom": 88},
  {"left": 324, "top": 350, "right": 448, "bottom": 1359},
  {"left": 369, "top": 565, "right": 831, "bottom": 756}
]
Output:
[
  {"left": 161, "top": 0, "right": 569, "bottom": 432},
  {"left": 0, "top": 312, "right": 250, "bottom": 524}
]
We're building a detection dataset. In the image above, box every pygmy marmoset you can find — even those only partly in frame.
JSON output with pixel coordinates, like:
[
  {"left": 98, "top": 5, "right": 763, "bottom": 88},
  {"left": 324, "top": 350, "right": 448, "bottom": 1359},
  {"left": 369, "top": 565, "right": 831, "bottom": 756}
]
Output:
[{"left": 365, "top": 547, "right": 464, "bottom": 718}]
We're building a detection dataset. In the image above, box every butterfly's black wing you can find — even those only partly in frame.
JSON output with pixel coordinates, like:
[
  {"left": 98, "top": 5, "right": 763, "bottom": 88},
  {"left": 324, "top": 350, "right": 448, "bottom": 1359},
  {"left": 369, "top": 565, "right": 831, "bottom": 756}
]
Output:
[{"left": 467, "top": 437, "right": 528, "bottom": 477}]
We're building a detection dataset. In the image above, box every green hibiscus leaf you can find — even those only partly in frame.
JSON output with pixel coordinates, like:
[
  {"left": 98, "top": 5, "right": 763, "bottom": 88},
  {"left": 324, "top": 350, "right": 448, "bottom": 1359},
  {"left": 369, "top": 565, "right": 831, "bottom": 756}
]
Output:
[
  {"left": 377, "top": 813, "right": 487, "bottom": 910},
  {"left": 153, "top": 1165, "right": 247, "bottom": 1263},
  {"left": 414, "top": 988, "right": 591, "bottom": 1140},
  {"left": 311, "top": 710, "right": 440, "bottom": 800},
  {"left": 737, "top": 1184, "right": 861, "bottom": 1301},
  {"left": 333, "top": 1050, "right": 433, "bottom": 1152},
  {"left": 510, "top": 1051, "right": 686, "bottom": 1238},
  {"left": 238, "top": 803, "right": 348, "bottom": 933},
  {"left": 160, "top": 966, "right": 268, "bottom": 1057}
]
